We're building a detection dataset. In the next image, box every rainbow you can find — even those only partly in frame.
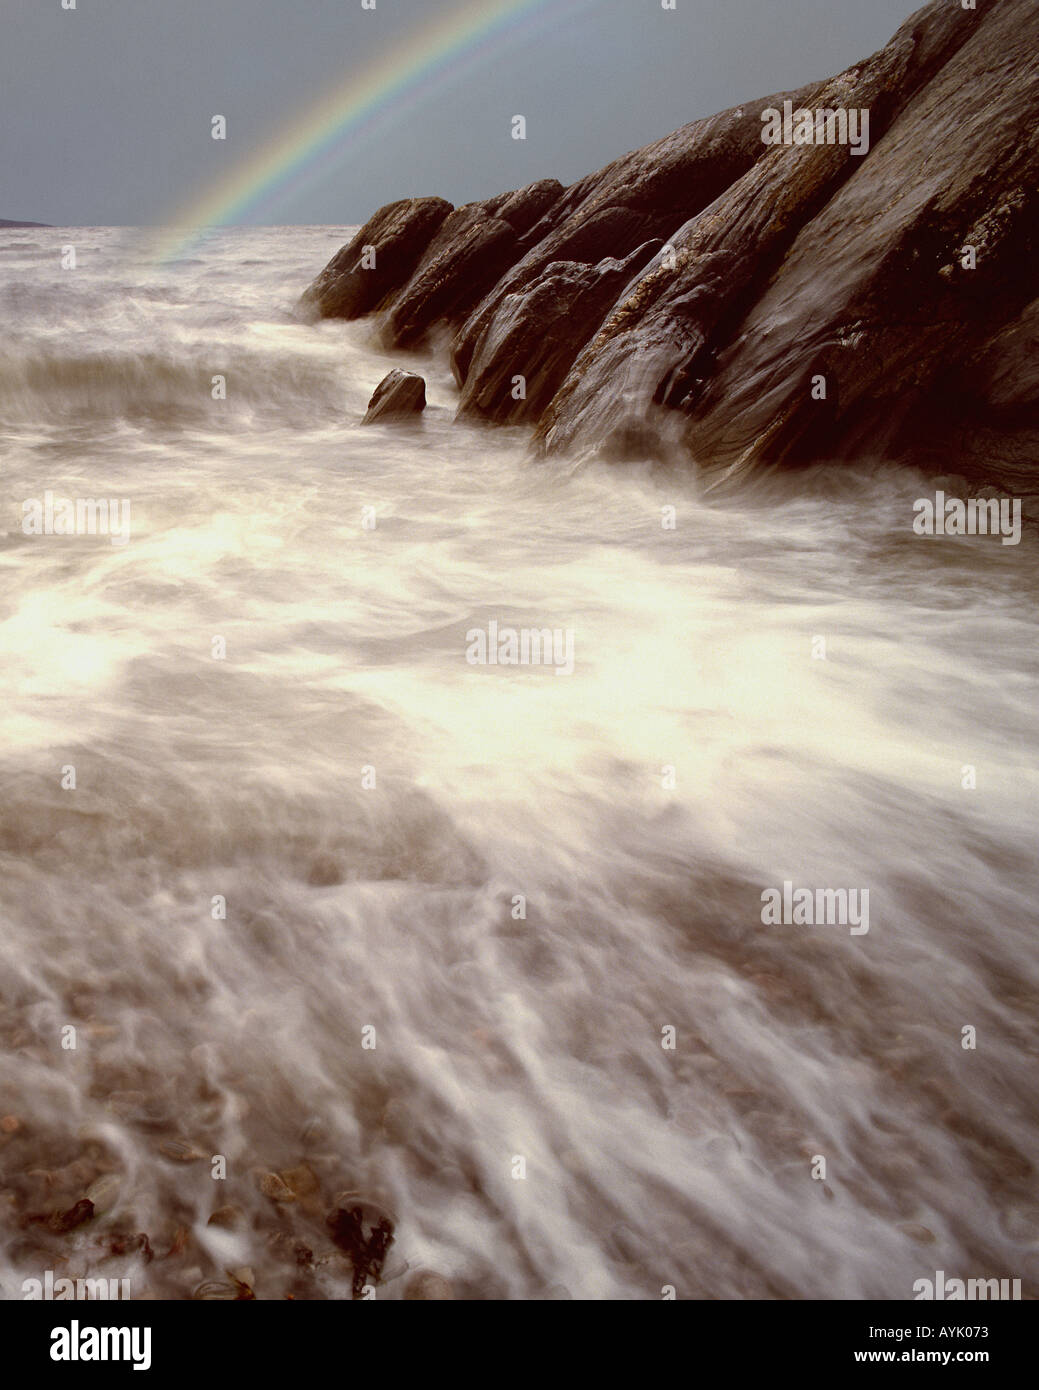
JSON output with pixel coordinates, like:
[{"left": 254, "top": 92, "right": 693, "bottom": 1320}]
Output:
[{"left": 149, "top": 0, "right": 595, "bottom": 264}]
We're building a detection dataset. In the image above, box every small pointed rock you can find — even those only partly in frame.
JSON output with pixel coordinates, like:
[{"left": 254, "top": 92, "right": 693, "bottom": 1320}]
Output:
[{"left": 362, "top": 370, "right": 426, "bottom": 424}]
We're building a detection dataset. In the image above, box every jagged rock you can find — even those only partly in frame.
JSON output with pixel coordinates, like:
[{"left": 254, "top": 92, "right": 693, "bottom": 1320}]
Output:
[
  {"left": 362, "top": 369, "right": 426, "bottom": 423},
  {"left": 385, "top": 213, "right": 516, "bottom": 349},
  {"left": 449, "top": 88, "right": 817, "bottom": 387},
  {"left": 385, "top": 179, "right": 563, "bottom": 348},
  {"left": 300, "top": 0, "right": 1038, "bottom": 492},
  {"left": 902, "top": 295, "right": 1039, "bottom": 500},
  {"left": 457, "top": 241, "right": 662, "bottom": 425},
  {"left": 536, "top": 0, "right": 991, "bottom": 462},
  {"left": 300, "top": 196, "right": 452, "bottom": 319},
  {"left": 669, "top": 0, "right": 1039, "bottom": 484}
]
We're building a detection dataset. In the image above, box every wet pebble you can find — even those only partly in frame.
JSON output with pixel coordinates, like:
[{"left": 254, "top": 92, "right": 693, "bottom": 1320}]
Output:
[
  {"left": 49, "top": 1198, "right": 94, "bottom": 1233},
  {"left": 193, "top": 1281, "right": 239, "bottom": 1301},
  {"left": 85, "top": 1174, "right": 121, "bottom": 1216},
  {"left": 259, "top": 1172, "right": 295, "bottom": 1202},
  {"left": 207, "top": 1205, "right": 243, "bottom": 1231},
  {"left": 159, "top": 1140, "right": 204, "bottom": 1163},
  {"left": 899, "top": 1223, "right": 937, "bottom": 1244},
  {"left": 280, "top": 1165, "right": 319, "bottom": 1198}
]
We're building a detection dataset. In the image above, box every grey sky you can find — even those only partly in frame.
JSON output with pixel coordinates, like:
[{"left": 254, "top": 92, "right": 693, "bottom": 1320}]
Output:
[{"left": 2, "top": 0, "right": 924, "bottom": 226}]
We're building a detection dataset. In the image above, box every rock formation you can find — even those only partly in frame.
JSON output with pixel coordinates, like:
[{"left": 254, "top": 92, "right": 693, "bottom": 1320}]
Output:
[
  {"left": 362, "top": 369, "right": 426, "bottom": 424},
  {"left": 302, "top": 0, "right": 1039, "bottom": 495}
]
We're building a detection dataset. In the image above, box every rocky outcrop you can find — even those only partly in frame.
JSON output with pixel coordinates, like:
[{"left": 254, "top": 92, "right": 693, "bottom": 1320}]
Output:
[
  {"left": 446, "top": 86, "right": 821, "bottom": 393},
  {"left": 362, "top": 369, "right": 426, "bottom": 424},
  {"left": 302, "top": 0, "right": 1039, "bottom": 492},
  {"left": 457, "top": 242, "right": 662, "bottom": 424},
  {"left": 300, "top": 197, "right": 452, "bottom": 319},
  {"left": 385, "top": 179, "right": 563, "bottom": 349}
]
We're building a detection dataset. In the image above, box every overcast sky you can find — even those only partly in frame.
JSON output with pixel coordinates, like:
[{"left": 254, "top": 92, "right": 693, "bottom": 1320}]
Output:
[{"left": 2, "top": 0, "right": 924, "bottom": 226}]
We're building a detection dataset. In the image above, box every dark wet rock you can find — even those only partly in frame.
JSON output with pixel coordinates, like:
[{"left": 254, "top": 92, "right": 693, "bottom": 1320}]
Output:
[
  {"left": 300, "top": 197, "right": 453, "bottom": 320},
  {"left": 300, "top": 0, "right": 1035, "bottom": 491},
  {"left": 536, "top": 0, "right": 993, "bottom": 462},
  {"left": 403, "top": 1269, "right": 454, "bottom": 1300},
  {"left": 669, "top": 0, "right": 1039, "bottom": 485},
  {"left": 326, "top": 1195, "right": 395, "bottom": 1299},
  {"left": 457, "top": 242, "right": 662, "bottom": 425},
  {"left": 385, "top": 180, "right": 564, "bottom": 349},
  {"left": 497, "top": 179, "right": 566, "bottom": 237},
  {"left": 898, "top": 293, "right": 1039, "bottom": 501},
  {"left": 448, "top": 89, "right": 815, "bottom": 389},
  {"left": 49, "top": 1198, "right": 94, "bottom": 1233},
  {"left": 362, "top": 369, "right": 426, "bottom": 424},
  {"left": 385, "top": 215, "right": 515, "bottom": 349},
  {"left": 107, "top": 1230, "right": 154, "bottom": 1260}
]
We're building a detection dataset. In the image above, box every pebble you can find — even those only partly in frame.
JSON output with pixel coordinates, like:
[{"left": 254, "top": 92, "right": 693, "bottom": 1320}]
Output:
[
  {"left": 228, "top": 1266, "right": 255, "bottom": 1292},
  {"left": 259, "top": 1172, "right": 295, "bottom": 1202},
  {"left": 50, "top": 1199, "right": 94, "bottom": 1234},
  {"left": 207, "top": 1205, "right": 242, "bottom": 1231},
  {"left": 159, "top": 1140, "right": 203, "bottom": 1163},
  {"left": 85, "top": 1174, "right": 121, "bottom": 1216},
  {"left": 280, "top": 1165, "right": 319, "bottom": 1198},
  {"left": 192, "top": 1281, "right": 239, "bottom": 1301},
  {"left": 899, "top": 1223, "right": 937, "bottom": 1244}
]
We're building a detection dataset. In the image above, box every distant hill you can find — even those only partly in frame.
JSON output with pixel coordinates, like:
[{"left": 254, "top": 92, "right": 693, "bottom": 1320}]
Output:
[{"left": 0, "top": 218, "right": 52, "bottom": 228}]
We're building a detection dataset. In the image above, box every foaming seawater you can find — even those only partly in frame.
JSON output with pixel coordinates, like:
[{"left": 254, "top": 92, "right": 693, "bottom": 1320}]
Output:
[{"left": 0, "top": 228, "right": 1037, "bottom": 1301}]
